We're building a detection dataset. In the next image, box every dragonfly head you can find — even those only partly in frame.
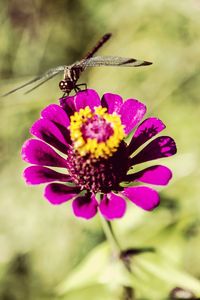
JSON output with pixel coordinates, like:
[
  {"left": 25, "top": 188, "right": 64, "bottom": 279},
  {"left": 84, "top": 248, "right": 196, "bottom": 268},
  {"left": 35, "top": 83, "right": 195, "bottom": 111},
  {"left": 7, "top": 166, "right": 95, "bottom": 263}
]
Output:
[{"left": 59, "top": 79, "right": 75, "bottom": 94}]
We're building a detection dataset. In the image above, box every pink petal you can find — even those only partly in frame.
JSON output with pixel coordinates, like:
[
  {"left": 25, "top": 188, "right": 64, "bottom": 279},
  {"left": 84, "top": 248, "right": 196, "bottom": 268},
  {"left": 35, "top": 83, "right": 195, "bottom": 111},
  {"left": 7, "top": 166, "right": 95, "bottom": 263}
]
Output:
[
  {"left": 30, "top": 119, "right": 69, "bottom": 154},
  {"left": 21, "top": 139, "right": 67, "bottom": 167},
  {"left": 119, "top": 99, "right": 146, "bottom": 134},
  {"left": 59, "top": 95, "right": 76, "bottom": 117},
  {"left": 131, "top": 136, "right": 177, "bottom": 165},
  {"left": 75, "top": 89, "right": 101, "bottom": 112},
  {"left": 126, "top": 165, "right": 172, "bottom": 185},
  {"left": 101, "top": 93, "right": 123, "bottom": 114},
  {"left": 72, "top": 194, "right": 98, "bottom": 219},
  {"left": 122, "top": 186, "right": 160, "bottom": 211},
  {"left": 41, "top": 104, "right": 70, "bottom": 127},
  {"left": 24, "top": 166, "right": 71, "bottom": 185},
  {"left": 44, "top": 183, "right": 79, "bottom": 205},
  {"left": 99, "top": 193, "right": 126, "bottom": 220},
  {"left": 128, "top": 117, "right": 166, "bottom": 154}
]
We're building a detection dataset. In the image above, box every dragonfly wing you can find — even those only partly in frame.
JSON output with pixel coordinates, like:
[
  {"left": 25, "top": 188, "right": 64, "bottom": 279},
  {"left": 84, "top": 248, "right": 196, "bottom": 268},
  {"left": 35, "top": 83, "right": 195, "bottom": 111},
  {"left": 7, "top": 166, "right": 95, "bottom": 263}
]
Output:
[
  {"left": 2, "top": 66, "right": 65, "bottom": 97},
  {"left": 81, "top": 56, "right": 152, "bottom": 67},
  {"left": 24, "top": 73, "right": 59, "bottom": 94}
]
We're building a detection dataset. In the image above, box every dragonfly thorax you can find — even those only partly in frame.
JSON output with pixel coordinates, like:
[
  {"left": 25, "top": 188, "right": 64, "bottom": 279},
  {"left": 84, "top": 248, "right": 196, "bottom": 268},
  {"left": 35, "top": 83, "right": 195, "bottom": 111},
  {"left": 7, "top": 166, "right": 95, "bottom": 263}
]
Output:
[{"left": 59, "top": 66, "right": 82, "bottom": 94}]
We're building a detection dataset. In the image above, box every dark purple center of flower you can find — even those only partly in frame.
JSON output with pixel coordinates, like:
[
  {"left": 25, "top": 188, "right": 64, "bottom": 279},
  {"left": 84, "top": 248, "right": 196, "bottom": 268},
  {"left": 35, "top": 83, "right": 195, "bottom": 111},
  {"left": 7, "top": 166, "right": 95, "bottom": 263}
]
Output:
[
  {"left": 66, "top": 142, "right": 129, "bottom": 193},
  {"left": 81, "top": 115, "right": 114, "bottom": 142}
]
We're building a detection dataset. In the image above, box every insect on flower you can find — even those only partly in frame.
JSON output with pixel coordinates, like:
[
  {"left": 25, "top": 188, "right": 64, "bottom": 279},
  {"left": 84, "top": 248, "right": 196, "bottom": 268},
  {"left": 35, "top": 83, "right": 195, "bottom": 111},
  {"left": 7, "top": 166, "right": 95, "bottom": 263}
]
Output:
[
  {"left": 2, "top": 33, "right": 152, "bottom": 97},
  {"left": 5, "top": 33, "right": 176, "bottom": 220}
]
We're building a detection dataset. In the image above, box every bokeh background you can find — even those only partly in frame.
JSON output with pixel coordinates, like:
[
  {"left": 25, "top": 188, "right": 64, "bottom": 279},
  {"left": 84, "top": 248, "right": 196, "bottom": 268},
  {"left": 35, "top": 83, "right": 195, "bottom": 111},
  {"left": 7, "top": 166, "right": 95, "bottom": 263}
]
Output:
[{"left": 0, "top": 0, "right": 200, "bottom": 299}]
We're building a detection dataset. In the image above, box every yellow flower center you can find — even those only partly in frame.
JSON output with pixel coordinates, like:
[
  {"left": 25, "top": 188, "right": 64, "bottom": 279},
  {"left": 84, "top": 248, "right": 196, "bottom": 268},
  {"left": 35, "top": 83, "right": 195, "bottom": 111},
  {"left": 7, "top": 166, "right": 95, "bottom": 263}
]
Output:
[{"left": 69, "top": 106, "right": 125, "bottom": 159}]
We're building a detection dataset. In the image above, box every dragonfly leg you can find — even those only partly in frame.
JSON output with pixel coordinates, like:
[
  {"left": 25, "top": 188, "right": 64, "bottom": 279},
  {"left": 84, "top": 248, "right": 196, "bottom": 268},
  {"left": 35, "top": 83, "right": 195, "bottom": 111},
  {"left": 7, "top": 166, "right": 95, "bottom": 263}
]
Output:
[
  {"left": 62, "top": 92, "right": 69, "bottom": 97},
  {"left": 75, "top": 83, "right": 87, "bottom": 92},
  {"left": 74, "top": 86, "right": 80, "bottom": 93}
]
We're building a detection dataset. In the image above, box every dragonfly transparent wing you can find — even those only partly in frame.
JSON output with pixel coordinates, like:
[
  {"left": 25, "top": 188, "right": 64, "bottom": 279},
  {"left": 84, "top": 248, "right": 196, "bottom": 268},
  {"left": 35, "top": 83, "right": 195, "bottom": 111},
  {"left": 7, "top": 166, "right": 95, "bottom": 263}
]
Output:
[
  {"left": 80, "top": 56, "right": 152, "bottom": 68},
  {"left": 2, "top": 66, "right": 65, "bottom": 97}
]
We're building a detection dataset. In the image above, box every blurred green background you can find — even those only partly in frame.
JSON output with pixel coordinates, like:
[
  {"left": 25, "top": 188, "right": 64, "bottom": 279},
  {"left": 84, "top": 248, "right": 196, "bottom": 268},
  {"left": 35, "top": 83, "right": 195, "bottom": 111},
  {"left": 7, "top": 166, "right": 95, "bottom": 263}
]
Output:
[{"left": 0, "top": 0, "right": 200, "bottom": 299}]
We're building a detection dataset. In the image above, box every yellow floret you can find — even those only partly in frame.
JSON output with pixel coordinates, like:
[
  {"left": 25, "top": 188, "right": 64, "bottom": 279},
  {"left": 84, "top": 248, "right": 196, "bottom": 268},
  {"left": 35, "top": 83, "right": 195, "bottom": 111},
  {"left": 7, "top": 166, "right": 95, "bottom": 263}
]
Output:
[{"left": 69, "top": 106, "right": 126, "bottom": 159}]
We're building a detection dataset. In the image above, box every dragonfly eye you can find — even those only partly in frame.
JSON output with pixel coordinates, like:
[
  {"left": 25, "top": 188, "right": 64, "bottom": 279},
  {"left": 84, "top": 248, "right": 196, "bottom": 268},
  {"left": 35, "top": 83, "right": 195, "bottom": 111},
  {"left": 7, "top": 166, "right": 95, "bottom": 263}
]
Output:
[
  {"left": 59, "top": 80, "right": 75, "bottom": 93},
  {"left": 59, "top": 80, "right": 69, "bottom": 92}
]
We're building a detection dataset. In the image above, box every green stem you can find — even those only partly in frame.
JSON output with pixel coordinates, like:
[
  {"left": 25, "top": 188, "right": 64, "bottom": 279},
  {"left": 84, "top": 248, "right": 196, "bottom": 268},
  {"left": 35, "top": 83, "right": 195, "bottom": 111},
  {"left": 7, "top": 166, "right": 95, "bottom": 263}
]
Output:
[
  {"left": 100, "top": 217, "right": 134, "bottom": 299},
  {"left": 100, "top": 216, "right": 122, "bottom": 256},
  {"left": 100, "top": 216, "right": 133, "bottom": 272}
]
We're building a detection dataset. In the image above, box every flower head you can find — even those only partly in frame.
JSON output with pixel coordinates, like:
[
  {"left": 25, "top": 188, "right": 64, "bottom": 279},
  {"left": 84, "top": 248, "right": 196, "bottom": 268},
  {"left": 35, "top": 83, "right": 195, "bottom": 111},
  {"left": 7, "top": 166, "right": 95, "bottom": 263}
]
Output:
[{"left": 22, "top": 89, "right": 177, "bottom": 220}]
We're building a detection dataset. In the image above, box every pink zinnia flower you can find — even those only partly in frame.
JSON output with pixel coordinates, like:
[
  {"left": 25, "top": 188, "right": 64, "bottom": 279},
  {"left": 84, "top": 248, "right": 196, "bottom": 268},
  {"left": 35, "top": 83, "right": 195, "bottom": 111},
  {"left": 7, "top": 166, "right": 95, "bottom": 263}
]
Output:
[{"left": 21, "top": 89, "right": 176, "bottom": 220}]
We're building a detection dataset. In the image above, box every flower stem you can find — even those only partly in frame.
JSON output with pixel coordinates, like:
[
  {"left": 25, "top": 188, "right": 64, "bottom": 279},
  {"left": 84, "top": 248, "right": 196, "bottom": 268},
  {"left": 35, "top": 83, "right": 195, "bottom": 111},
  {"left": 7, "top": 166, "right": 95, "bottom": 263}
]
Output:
[
  {"left": 100, "top": 217, "right": 134, "bottom": 299},
  {"left": 100, "top": 216, "right": 122, "bottom": 256},
  {"left": 100, "top": 216, "right": 133, "bottom": 272}
]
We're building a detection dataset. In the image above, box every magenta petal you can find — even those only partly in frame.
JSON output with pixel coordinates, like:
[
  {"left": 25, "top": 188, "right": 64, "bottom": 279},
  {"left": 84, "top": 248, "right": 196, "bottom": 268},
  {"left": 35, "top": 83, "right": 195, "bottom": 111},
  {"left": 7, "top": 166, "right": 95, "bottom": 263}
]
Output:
[
  {"left": 41, "top": 104, "right": 70, "bottom": 127},
  {"left": 72, "top": 194, "right": 98, "bottom": 219},
  {"left": 101, "top": 93, "right": 123, "bottom": 114},
  {"left": 122, "top": 186, "right": 160, "bottom": 211},
  {"left": 30, "top": 119, "right": 69, "bottom": 154},
  {"left": 119, "top": 99, "right": 146, "bottom": 134},
  {"left": 128, "top": 117, "right": 166, "bottom": 154},
  {"left": 44, "top": 183, "right": 79, "bottom": 205},
  {"left": 99, "top": 193, "right": 126, "bottom": 220},
  {"left": 131, "top": 136, "right": 177, "bottom": 165},
  {"left": 24, "top": 166, "right": 71, "bottom": 185},
  {"left": 59, "top": 95, "right": 76, "bottom": 117},
  {"left": 126, "top": 165, "right": 172, "bottom": 186},
  {"left": 21, "top": 139, "right": 67, "bottom": 167},
  {"left": 41, "top": 105, "right": 71, "bottom": 144},
  {"left": 75, "top": 89, "right": 101, "bottom": 112}
]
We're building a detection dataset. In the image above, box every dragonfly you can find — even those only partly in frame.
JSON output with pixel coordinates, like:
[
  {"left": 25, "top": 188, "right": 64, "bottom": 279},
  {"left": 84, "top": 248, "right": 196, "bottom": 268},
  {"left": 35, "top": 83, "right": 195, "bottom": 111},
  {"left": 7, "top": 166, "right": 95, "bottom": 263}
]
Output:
[{"left": 2, "top": 33, "right": 152, "bottom": 97}]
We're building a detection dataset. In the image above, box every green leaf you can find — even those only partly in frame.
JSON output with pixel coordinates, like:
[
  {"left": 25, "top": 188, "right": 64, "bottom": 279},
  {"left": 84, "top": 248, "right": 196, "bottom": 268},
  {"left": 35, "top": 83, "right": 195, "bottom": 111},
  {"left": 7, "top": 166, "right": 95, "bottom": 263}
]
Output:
[
  {"left": 57, "top": 243, "right": 131, "bottom": 296},
  {"left": 132, "top": 252, "right": 200, "bottom": 299}
]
